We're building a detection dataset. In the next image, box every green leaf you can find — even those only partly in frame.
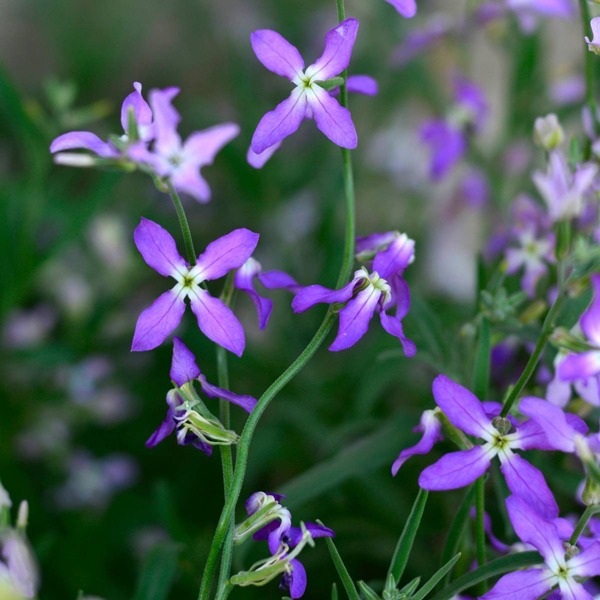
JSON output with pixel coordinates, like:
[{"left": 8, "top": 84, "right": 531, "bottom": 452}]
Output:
[
  {"left": 322, "top": 530, "right": 360, "bottom": 600},
  {"left": 440, "top": 484, "right": 477, "bottom": 573},
  {"left": 387, "top": 488, "right": 428, "bottom": 585},
  {"left": 133, "top": 543, "right": 180, "bottom": 600},
  {"left": 358, "top": 580, "right": 381, "bottom": 600},
  {"left": 428, "top": 552, "right": 541, "bottom": 600},
  {"left": 411, "top": 553, "right": 461, "bottom": 600},
  {"left": 471, "top": 317, "right": 490, "bottom": 400},
  {"left": 332, "top": 583, "right": 339, "bottom": 600},
  {"left": 396, "top": 577, "right": 420, "bottom": 596}
]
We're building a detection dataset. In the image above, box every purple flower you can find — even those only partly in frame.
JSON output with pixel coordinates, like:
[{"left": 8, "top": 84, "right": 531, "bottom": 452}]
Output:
[
  {"left": 559, "top": 275, "right": 600, "bottom": 382},
  {"left": 131, "top": 218, "right": 258, "bottom": 355},
  {"left": 0, "top": 532, "right": 39, "bottom": 599},
  {"left": 482, "top": 495, "right": 600, "bottom": 600},
  {"left": 418, "top": 375, "right": 559, "bottom": 519},
  {"left": 50, "top": 82, "right": 152, "bottom": 161},
  {"left": 292, "top": 232, "right": 415, "bottom": 353},
  {"left": 128, "top": 88, "right": 239, "bottom": 203},
  {"left": 506, "top": 0, "right": 574, "bottom": 33},
  {"left": 250, "top": 18, "right": 359, "bottom": 156},
  {"left": 147, "top": 338, "right": 256, "bottom": 454},
  {"left": 586, "top": 18, "right": 600, "bottom": 55},
  {"left": 546, "top": 353, "right": 600, "bottom": 408},
  {"left": 384, "top": 0, "right": 417, "bottom": 18}
]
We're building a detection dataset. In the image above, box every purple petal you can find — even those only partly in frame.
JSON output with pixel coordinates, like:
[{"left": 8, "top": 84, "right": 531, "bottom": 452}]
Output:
[
  {"left": 379, "top": 311, "right": 416, "bottom": 356},
  {"left": 501, "top": 455, "right": 559, "bottom": 520},
  {"left": 182, "top": 123, "right": 240, "bottom": 168},
  {"left": 120, "top": 82, "right": 153, "bottom": 139},
  {"left": 149, "top": 87, "right": 182, "bottom": 157},
  {"left": 234, "top": 260, "right": 273, "bottom": 329},
  {"left": 146, "top": 411, "right": 176, "bottom": 447},
  {"left": 292, "top": 280, "right": 356, "bottom": 313},
  {"left": 392, "top": 409, "right": 442, "bottom": 475},
  {"left": 286, "top": 559, "right": 307, "bottom": 599},
  {"left": 431, "top": 374, "right": 493, "bottom": 438},
  {"left": 557, "top": 580, "right": 593, "bottom": 600},
  {"left": 505, "top": 495, "right": 563, "bottom": 564},
  {"left": 518, "top": 396, "right": 576, "bottom": 452},
  {"left": 132, "top": 290, "right": 186, "bottom": 352},
  {"left": 247, "top": 141, "right": 281, "bottom": 169},
  {"left": 134, "top": 218, "right": 187, "bottom": 277},
  {"left": 512, "top": 418, "right": 555, "bottom": 451},
  {"left": 574, "top": 375, "right": 600, "bottom": 406},
  {"left": 418, "top": 446, "right": 491, "bottom": 490},
  {"left": 373, "top": 234, "right": 415, "bottom": 280},
  {"left": 308, "top": 18, "right": 359, "bottom": 81},
  {"left": 285, "top": 523, "right": 334, "bottom": 547},
  {"left": 307, "top": 86, "right": 357, "bottom": 149},
  {"left": 546, "top": 370, "right": 571, "bottom": 407},
  {"left": 420, "top": 120, "right": 466, "bottom": 180},
  {"left": 170, "top": 337, "right": 201, "bottom": 386},
  {"left": 198, "top": 375, "right": 257, "bottom": 413},
  {"left": 385, "top": 0, "right": 417, "bottom": 18},
  {"left": 250, "top": 29, "right": 305, "bottom": 80},
  {"left": 190, "top": 290, "right": 245, "bottom": 356},
  {"left": 171, "top": 165, "right": 212, "bottom": 203},
  {"left": 356, "top": 231, "right": 398, "bottom": 255},
  {"left": 258, "top": 270, "right": 300, "bottom": 291},
  {"left": 391, "top": 277, "right": 411, "bottom": 320},
  {"left": 195, "top": 229, "right": 260, "bottom": 281},
  {"left": 581, "top": 274, "right": 600, "bottom": 346},
  {"left": 251, "top": 91, "right": 307, "bottom": 155},
  {"left": 329, "top": 286, "right": 380, "bottom": 351},
  {"left": 569, "top": 541, "right": 600, "bottom": 577},
  {"left": 50, "top": 131, "right": 118, "bottom": 158},
  {"left": 558, "top": 351, "right": 600, "bottom": 381},
  {"left": 481, "top": 569, "right": 553, "bottom": 600},
  {"left": 345, "top": 75, "right": 378, "bottom": 96}
]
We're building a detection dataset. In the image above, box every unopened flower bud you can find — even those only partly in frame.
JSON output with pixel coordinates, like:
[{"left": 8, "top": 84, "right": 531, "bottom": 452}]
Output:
[
  {"left": 16, "top": 502, "right": 28, "bottom": 532},
  {"left": 53, "top": 152, "right": 98, "bottom": 168},
  {"left": 534, "top": 114, "right": 564, "bottom": 150},
  {"left": 581, "top": 475, "right": 600, "bottom": 506},
  {"left": 492, "top": 416, "right": 511, "bottom": 435}
]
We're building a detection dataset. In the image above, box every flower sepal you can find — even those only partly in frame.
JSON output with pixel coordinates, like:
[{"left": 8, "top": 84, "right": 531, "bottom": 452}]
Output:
[
  {"left": 233, "top": 493, "right": 288, "bottom": 545},
  {"left": 551, "top": 327, "right": 599, "bottom": 354}
]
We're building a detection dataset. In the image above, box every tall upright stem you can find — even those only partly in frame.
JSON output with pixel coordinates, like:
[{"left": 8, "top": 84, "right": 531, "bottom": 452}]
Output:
[{"left": 166, "top": 180, "right": 197, "bottom": 265}]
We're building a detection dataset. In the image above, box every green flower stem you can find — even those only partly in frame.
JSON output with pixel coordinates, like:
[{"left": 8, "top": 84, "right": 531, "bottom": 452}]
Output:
[
  {"left": 580, "top": 0, "right": 599, "bottom": 138},
  {"left": 569, "top": 505, "right": 600, "bottom": 545},
  {"left": 166, "top": 180, "right": 197, "bottom": 266},
  {"left": 474, "top": 478, "right": 487, "bottom": 592}
]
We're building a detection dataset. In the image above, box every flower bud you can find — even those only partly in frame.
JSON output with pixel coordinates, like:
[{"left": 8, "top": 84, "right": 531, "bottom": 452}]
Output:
[{"left": 533, "top": 114, "right": 564, "bottom": 151}]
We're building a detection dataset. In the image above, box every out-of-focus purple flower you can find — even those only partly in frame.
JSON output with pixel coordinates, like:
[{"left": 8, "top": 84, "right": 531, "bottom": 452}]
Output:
[
  {"left": 384, "top": 0, "right": 416, "bottom": 18},
  {"left": 293, "top": 232, "right": 415, "bottom": 353},
  {"left": 2, "top": 305, "right": 56, "bottom": 349},
  {"left": 146, "top": 338, "right": 256, "bottom": 454},
  {"left": 129, "top": 88, "right": 239, "bottom": 203},
  {"left": 391, "top": 408, "right": 442, "bottom": 475},
  {"left": 549, "top": 74, "right": 585, "bottom": 107},
  {"left": 460, "top": 169, "right": 490, "bottom": 208},
  {"left": 547, "top": 352, "right": 600, "bottom": 407},
  {"left": 50, "top": 82, "right": 152, "bottom": 161},
  {"left": 533, "top": 150, "right": 598, "bottom": 222},
  {"left": 250, "top": 19, "right": 359, "bottom": 156},
  {"left": 506, "top": 0, "right": 574, "bottom": 33},
  {"left": 482, "top": 495, "right": 600, "bottom": 600},
  {"left": 391, "top": 16, "right": 453, "bottom": 65},
  {"left": 234, "top": 258, "right": 300, "bottom": 329},
  {"left": 0, "top": 532, "right": 39, "bottom": 599},
  {"left": 586, "top": 17, "right": 600, "bottom": 55},
  {"left": 418, "top": 375, "right": 559, "bottom": 519},
  {"left": 131, "top": 218, "right": 258, "bottom": 355},
  {"left": 559, "top": 275, "right": 600, "bottom": 382}
]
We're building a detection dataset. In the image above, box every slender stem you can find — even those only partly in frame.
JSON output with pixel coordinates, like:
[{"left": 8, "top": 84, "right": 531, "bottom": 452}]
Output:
[
  {"left": 579, "top": 0, "right": 599, "bottom": 138},
  {"left": 474, "top": 479, "right": 487, "bottom": 592},
  {"left": 569, "top": 505, "right": 600, "bottom": 545},
  {"left": 166, "top": 180, "right": 197, "bottom": 265},
  {"left": 336, "top": 0, "right": 345, "bottom": 21}
]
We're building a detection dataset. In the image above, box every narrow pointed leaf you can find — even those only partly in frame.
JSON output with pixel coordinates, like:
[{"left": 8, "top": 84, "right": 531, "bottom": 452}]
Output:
[
  {"left": 387, "top": 488, "right": 428, "bottom": 585},
  {"left": 133, "top": 542, "right": 180, "bottom": 600},
  {"left": 357, "top": 581, "right": 381, "bottom": 600},
  {"left": 441, "top": 484, "right": 477, "bottom": 574},
  {"left": 322, "top": 529, "right": 360, "bottom": 600},
  {"left": 331, "top": 583, "right": 338, "bottom": 600},
  {"left": 411, "top": 553, "right": 461, "bottom": 600},
  {"left": 397, "top": 577, "right": 420, "bottom": 596}
]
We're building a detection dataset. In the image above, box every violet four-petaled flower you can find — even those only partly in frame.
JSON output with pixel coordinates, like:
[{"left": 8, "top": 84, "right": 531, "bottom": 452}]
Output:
[
  {"left": 131, "top": 218, "right": 258, "bottom": 355},
  {"left": 250, "top": 18, "right": 359, "bottom": 156}
]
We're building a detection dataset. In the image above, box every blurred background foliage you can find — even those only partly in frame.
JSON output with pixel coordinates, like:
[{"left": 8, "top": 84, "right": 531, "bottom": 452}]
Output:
[{"left": 0, "top": 0, "right": 591, "bottom": 597}]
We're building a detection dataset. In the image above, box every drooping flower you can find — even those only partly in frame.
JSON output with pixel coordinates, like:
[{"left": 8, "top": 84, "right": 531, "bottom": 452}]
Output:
[
  {"left": 146, "top": 338, "right": 256, "bottom": 454},
  {"left": 128, "top": 88, "right": 239, "bottom": 203},
  {"left": 482, "top": 495, "right": 600, "bottom": 600},
  {"left": 292, "top": 232, "right": 415, "bottom": 353},
  {"left": 586, "top": 17, "right": 600, "bottom": 55},
  {"left": 131, "top": 218, "right": 258, "bottom": 355},
  {"left": 418, "top": 375, "right": 559, "bottom": 519},
  {"left": 250, "top": 18, "right": 359, "bottom": 157}
]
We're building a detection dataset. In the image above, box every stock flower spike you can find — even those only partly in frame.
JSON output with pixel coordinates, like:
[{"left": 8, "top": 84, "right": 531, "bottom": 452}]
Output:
[
  {"left": 131, "top": 218, "right": 258, "bottom": 355},
  {"left": 418, "top": 375, "right": 559, "bottom": 519},
  {"left": 250, "top": 18, "right": 359, "bottom": 156},
  {"left": 482, "top": 495, "right": 600, "bottom": 600}
]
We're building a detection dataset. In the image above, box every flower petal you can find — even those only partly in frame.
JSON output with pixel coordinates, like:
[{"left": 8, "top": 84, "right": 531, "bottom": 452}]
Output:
[
  {"left": 49, "top": 131, "right": 118, "bottom": 158},
  {"left": 418, "top": 446, "right": 491, "bottom": 490},
  {"left": 194, "top": 229, "right": 260, "bottom": 281},
  {"left": 131, "top": 289, "right": 186, "bottom": 351},
  {"left": 258, "top": 270, "right": 300, "bottom": 291},
  {"left": 198, "top": 376, "right": 257, "bottom": 413},
  {"left": 345, "top": 75, "right": 378, "bottom": 96},
  {"left": 307, "top": 85, "right": 357, "bottom": 149},
  {"left": 518, "top": 396, "right": 576, "bottom": 452},
  {"left": 501, "top": 456, "right": 559, "bottom": 520},
  {"left": 149, "top": 87, "right": 182, "bottom": 157},
  {"left": 308, "top": 18, "right": 359, "bottom": 81},
  {"left": 379, "top": 311, "right": 416, "bottom": 356},
  {"left": 182, "top": 123, "right": 240, "bottom": 168},
  {"left": 291, "top": 280, "right": 356, "bottom": 313},
  {"left": 558, "top": 351, "right": 600, "bottom": 381},
  {"left": 329, "top": 286, "right": 379, "bottom": 351},
  {"left": 581, "top": 274, "right": 600, "bottom": 346},
  {"left": 146, "top": 411, "right": 176, "bottom": 448},
  {"left": 170, "top": 337, "right": 201, "bottom": 386},
  {"left": 568, "top": 541, "right": 600, "bottom": 577},
  {"left": 481, "top": 569, "right": 552, "bottom": 600},
  {"left": 420, "top": 120, "right": 466, "bottom": 180},
  {"left": 392, "top": 409, "right": 441, "bottom": 475},
  {"left": 190, "top": 289, "right": 245, "bottom": 356},
  {"left": 385, "top": 0, "right": 417, "bottom": 18},
  {"left": 120, "top": 82, "right": 153, "bottom": 139},
  {"left": 250, "top": 29, "right": 305, "bottom": 80},
  {"left": 234, "top": 261, "right": 273, "bottom": 329},
  {"left": 431, "top": 374, "right": 493, "bottom": 438},
  {"left": 251, "top": 90, "right": 307, "bottom": 154},
  {"left": 247, "top": 141, "right": 281, "bottom": 169},
  {"left": 287, "top": 559, "right": 307, "bottom": 599},
  {"left": 134, "top": 218, "right": 187, "bottom": 277},
  {"left": 373, "top": 233, "right": 415, "bottom": 280},
  {"left": 171, "top": 165, "right": 212, "bottom": 203}
]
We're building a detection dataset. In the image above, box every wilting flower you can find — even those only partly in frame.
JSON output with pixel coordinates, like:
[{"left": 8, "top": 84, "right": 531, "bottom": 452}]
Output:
[
  {"left": 250, "top": 18, "right": 359, "bottom": 156},
  {"left": 482, "top": 495, "right": 600, "bottom": 600},
  {"left": 147, "top": 338, "right": 256, "bottom": 454},
  {"left": 418, "top": 375, "right": 559, "bottom": 518},
  {"left": 131, "top": 218, "right": 258, "bottom": 355}
]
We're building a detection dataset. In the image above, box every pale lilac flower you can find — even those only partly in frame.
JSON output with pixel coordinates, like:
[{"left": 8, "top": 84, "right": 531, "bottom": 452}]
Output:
[
  {"left": 391, "top": 16, "right": 453, "bottom": 65},
  {"left": 547, "top": 352, "right": 600, "bottom": 408},
  {"left": 586, "top": 17, "right": 600, "bottom": 55},
  {"left": 147, "top": 338, "right": 256, "bottom": 454},
  {"left": 50, "top": 82, "right": 152, "bottom": 160},
  {"left": 250, "top": 18, "right": 359, "bottom": 156},
  {"left": 131, "top": 218, "right": 258, "bottom": 355},
  {"left": 506, "top": 0, "right": 574, "bottom": 33},
  {"left": 0, "top": 533, "right": 39, "bottom": 599},
  {"left": 385, "top": 0, "right": 416, "bottom": 18},
  {"left": 418, "top": 375, "right": 559, "bottom": 519},
  {"left": 533, "top": 150, "right": 598, "bottom": 222},
  {"left": 293, "top": 233, "right": 415, "bottom": 353},
  {"left": 129, "top": 88, "right": 239, "bottom": 203},
  {"left": 482, "top": 495, "right": 600, "bottom": 600},
  {"left": 391, "top": 408, "right": 442, "bottom": 475},
  {"left": 559, "top": 275, "right": 600, "bottom": 382}
]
